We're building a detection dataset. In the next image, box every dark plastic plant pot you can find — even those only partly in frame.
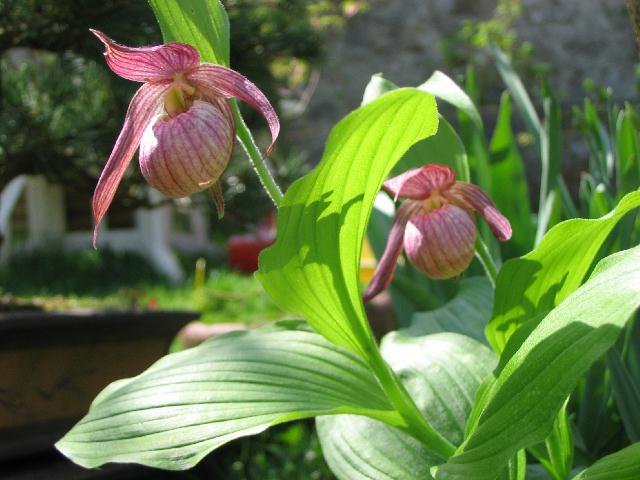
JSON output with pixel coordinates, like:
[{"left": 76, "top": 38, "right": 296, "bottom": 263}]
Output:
[{"left": 0, "top": 309, "right": 199, "bottom": 462}]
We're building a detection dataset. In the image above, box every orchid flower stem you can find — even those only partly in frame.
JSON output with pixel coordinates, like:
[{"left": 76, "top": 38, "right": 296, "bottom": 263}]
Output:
[
  {"left": 368, "top": 346, "right": 456, "bottom": 460},
  {"left": 232, "top": 101, "right": 284, "bottom": 207},
  {"left": 475, "top": 238, "right": 499, "bottom": 287}
]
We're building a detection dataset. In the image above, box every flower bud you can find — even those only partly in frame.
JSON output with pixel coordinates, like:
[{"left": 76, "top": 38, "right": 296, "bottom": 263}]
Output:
[{"left": 139, "top": 100, "right": 235, "bottom": 198}]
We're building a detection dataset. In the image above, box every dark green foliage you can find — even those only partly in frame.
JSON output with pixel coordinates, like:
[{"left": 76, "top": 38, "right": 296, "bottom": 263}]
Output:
[{"left": 0, "top": 247, "right": 165, "bottom": 295}]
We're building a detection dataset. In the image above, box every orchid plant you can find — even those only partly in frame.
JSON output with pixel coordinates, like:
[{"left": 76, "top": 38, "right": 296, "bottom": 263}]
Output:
[{"left": 56, "top": 1, "right": 640, "bottom": 479}]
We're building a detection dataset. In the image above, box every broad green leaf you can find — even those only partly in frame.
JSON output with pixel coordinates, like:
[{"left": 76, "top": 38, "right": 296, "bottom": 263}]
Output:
[
  {"left": 396, "top": 116, "right": 470, "bottom": 181},
  {"left": 257, "top": 88, "right": 438, "bottom": 359},
  {"left": 419, "top": 70, "right": 483, "bottom": 131},
  {"left": 362, "top": 73, "right": 398, "bottom": 106},
  {"left": 435, "top": 244, "right": 640, "bottom": 479},
  {"left": 360, "top": 73, "right": 470, "bottom": 181},
  {"left": 56, "top": 327, "right": 399, "bottom": 470},
  {"left": 420, "top": 70, "right": 492, "bottom": 195},
  {"left": 489, "top": 92, "right": 534, "bottom": 256},
  {"left": 607, "top": 348, "right": 640, "bottom": 442},
  {"left": 405, "top": 277, "right": 492, "bottom": 344},
  {"left": 317, "top": 333, "right": 497, "bottom": 480},
  {"left": 486, "top": 191, "right": 640, "bottom": 353},
  {"left": 572, "top": 443, "right": 640, "bottom": 480},
  {"left": 148, "top": 0, "right": 230, "bottom": 65}
]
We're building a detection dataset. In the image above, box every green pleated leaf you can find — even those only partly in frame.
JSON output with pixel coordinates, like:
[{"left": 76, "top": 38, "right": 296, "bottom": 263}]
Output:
[
  {"left": 361, "top": 74, "right": 470, "bottom": 181},
  {"left": 56, "top": 327, "right": 399, "bottom": 470},
  {"left": 362, "top": 73, "right": 398, "bottom": 106},
  {"left": 490, "top": 43, "right": 541, "bottom": 143},
  {"left": 404, "top": 277, "right": 493, "bottom": 344},
  {"left": 419, "top": 70, "right": 483, "bottom": 131},
  {"left": 435, "top": 244, "right": 640, "bottom": 480},
  {"left": 607, "top": 348, "right": 640, "bottom": 442},
  {"left": 572, "top": 443, "right": 640, "bottom": 480},
  {"left": 148, "top": 0, "right": 230, "bottom": 65},
  {"left": 317, "top": 333, "right": 497, "bottom": 480},
  {"left": 487, "top": 191, "right": 640, "bottom": 353},
  {"left": 489, "top": 92, "right": 534, "bottom": 256},
  {"left": 257, "top": 88, "right": 438, "bottom": 359},
  {"left": 616, "top": 106, "right": 640, "bottom": 199}
]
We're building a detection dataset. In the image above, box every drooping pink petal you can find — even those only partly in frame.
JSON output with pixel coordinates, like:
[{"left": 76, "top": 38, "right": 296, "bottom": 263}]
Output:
[
  {"left": 91, "top": 29, "right": 200, "bottom": 82},
  {"left": 446, "top": 182, "right": 512, "bottom": 242},
  {"left": 92, "top": 82, "right": 170, "bottom": 246},
  {"left": 404, "top": 204, "right": 477, "bottom": 279},
  {"left": 383, "top": 164, "right": 456, "bottom": 201},
  {"left": 363, "top": 203, "right": 414, "bottom": 302},
  {"left": 186, "top": 64, "right": 280, "bottom": 155}
]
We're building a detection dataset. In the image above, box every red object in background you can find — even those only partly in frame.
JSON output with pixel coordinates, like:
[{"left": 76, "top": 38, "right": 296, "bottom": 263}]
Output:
[{"left": 227, "top": 212, "right": 276, "bottom": 273}]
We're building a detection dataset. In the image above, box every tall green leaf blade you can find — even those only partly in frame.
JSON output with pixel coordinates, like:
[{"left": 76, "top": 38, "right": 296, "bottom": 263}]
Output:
[
  {"left": 572, "top": 443, "right": 640, "bottom": 480},
  {"left": 486, "top": 191, "right": 640, "bottom": 353},
  {"left": 405, "top": 277, "right": 492, "bottom": 344},
  {"left": 257, "top": 89, "right": 438, "bottom": 358},
  {"left": 56, "top": 327, "right": 399, "bottom": 470},
  {"left": 361, "top": 73, "right": 470, "bottom": 181},
  {"left": 616, "top": 106, "right": 640, "bottom": 198},
  {"left": 148, "top": 0, "right": 230, "bottom": 65},
  {"left": 362, "top": 73, "right": 398, "bottom": 106},
  {"left": 419, "top": 70, "right": 483, "bottom": 131},
  {"left": 489, "top": 92, "right": 534, "bottom": 256},
  {"left": 420, "top": 70, "right": 492, "bottom": 195},
  {"left": 317, "top": 333, "right": 497, "bottom": 480},
  {"left": 396, "top": 116, "right": 470, "bottom": 181},
  {"left": 435, "top": 244, "right": 640, "bottom": 479},
  {"left": 607, "top": 348, "right": 640, "bottom": 442},
  {"left": 490, "top": 43, "right": 541, "bottom": 143}
]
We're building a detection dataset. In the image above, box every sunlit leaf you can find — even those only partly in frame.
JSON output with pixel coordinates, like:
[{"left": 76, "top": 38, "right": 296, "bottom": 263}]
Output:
[
  {"left": 56, "top": 326, "right": 399, "bottom": 470},
  {"left": 148, "top": 0, "right": 230, "bottom": 65},
  {"left": 489, "top": 92, "right": 534, "bottom": 256},
  {"left": 435, "top": 244, "right": 640, "bottom": 479},
  {"left": 572, "top": 443, "right": 640, "bottom": 480},
  {"left": 317, "top": 333, "right": 496, "bottom": 480},
  {"left": 257, "top": 88, "right": 438, "bottom": 359},
  {"left": 419, "top": 70, "right": 483, "bottom": 131},
  {"left": 405, "top": 277, "right": 492, "bottom": 344},
  {"left": 487, "top": 191, "right": 640, "bottom": 353}
]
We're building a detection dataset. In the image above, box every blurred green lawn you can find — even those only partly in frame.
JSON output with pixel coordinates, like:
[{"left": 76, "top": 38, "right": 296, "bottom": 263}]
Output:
[{"left": 0, "top": 248, "right": 286, "bottom": 324}]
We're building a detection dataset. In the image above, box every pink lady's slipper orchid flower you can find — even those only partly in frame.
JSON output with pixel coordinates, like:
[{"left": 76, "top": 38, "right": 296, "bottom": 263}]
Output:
[
  {"left": 363, "top": 164, "right": 512, "bottom": 302},
  {"left": 90, "top": 30, "right": 279, "bottom": 245}
]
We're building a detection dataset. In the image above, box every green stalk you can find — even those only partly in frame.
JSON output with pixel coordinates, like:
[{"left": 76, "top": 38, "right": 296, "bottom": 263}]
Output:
[
  {"left": 231, "top": 101, "right": 284, "bottom": 206},
  {"left": 367, "top": 345, "right": 456, "bottom": 460},
  {"left": 475, "top": 237, "right": 499, "bottom": 287}
]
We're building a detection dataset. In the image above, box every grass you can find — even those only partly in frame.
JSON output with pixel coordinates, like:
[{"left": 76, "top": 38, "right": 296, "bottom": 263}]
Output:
[{"left": 0, "top": 248, "right": 285, "bottom": 324}]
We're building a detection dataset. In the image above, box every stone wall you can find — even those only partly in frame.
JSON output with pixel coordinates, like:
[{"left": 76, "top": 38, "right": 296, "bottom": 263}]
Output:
[{"left": 289, "top": 0, "right": 637, "bottom": 161}]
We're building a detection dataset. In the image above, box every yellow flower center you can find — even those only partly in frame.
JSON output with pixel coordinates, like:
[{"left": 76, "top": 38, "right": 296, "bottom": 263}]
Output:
[
  {"left": 163, "top": 74, "right": 197, "bottom": 117},
  {"left": 421, "top": 190, "right": 448, "bottom": 213}
]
